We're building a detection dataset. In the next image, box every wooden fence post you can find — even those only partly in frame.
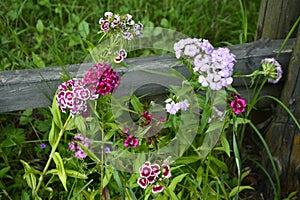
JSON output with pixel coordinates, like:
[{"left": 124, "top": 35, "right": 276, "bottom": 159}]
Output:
[
  {"left": 255, "top": 0, "right": 300, "bottom": 197},
  {"left": 264, "top": 22, "right": 300, "bottom": 197},
  {"left": 256, "top": 0, "right": 300, "bottom": 40}
]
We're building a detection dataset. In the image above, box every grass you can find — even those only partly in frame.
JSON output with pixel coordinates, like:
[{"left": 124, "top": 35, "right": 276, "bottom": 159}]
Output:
[{"left": 0, "top": 0, "right": 260, "bottom": 71}]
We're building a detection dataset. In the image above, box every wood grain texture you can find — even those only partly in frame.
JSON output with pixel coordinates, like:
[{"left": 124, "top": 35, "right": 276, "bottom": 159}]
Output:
[
  {"left": 256, "top": 0, "right": 300, "bottom": 40},
  {"left": 0, "top": 38, "right": 294, "bottom": 113},
  {"left": 265, "top": 27, "right": 300, "bottom": 196}
]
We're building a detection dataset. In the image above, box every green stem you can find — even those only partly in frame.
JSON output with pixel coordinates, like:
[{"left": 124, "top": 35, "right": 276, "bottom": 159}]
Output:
[{"left": 34, "top": 114, "right": 72, "bottom": 197}]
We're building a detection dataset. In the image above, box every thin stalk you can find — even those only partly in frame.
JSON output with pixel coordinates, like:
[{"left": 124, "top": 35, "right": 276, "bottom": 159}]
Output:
[
  {"left": 34, "top": 114, "right": 72, "bottom": 197},
  {"left": 249, "top": 121, "right": 280, "bottom": 199}
]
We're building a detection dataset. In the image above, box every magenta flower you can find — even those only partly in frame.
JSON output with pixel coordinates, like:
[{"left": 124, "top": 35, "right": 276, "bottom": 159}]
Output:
[
  {"left": 140, "top": 111, "right": 153, "bottom": 126},
  {"left": 230, "top": 94, "right": 246, "bottom": 114},
  {"left": 124, "top": 135, "right": 139, "bottom": 148},
  {"left": 83, "top": 62, "right": 119, "bottom": 96}
]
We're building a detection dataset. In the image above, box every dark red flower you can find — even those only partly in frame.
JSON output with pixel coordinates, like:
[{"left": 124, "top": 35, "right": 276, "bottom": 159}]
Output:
[
  {"left": 152, "top": 185, "right": 164, "bottom": 193},
  {"left": 137, "top": 178, "right": 148, "bottom": 189}
]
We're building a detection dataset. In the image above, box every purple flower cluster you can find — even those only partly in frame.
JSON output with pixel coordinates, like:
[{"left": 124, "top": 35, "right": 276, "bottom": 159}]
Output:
[
  {"left": 69, "top": 135, "right": 91, "bottom": 159},
  {"left": 99, "top": 11, "right": 143, "bottom": 40},
  {"left": 165, "top": 99, "right": 190, "bottom": 114},
  {"left": 83, "top": 62, "right": 120, "bottom": 96},
  {"left": 261, "top": 58, "right": 283, "bottom": 84},
  {"left": 137, "top": 161, "right": 171, "bottom": 193},
  {"left": 56, "top": 79, "right": 95, "bottom": 115},
  {"left": 174, "top": 38, "right": 236, "bottom": 90}
]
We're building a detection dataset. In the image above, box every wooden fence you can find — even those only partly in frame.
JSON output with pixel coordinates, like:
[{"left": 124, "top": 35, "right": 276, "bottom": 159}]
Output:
[{"left": 0, "top": 38, "right": 294, "bottom": 113}]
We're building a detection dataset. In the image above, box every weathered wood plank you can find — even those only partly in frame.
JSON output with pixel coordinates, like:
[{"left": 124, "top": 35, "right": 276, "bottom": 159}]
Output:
[
  {"left": 256, "top": 0, "right": 300, "bottom": 40},
  {"left": 0, "top": 38, "right": 294, "bottom": 113},
  {"left": 265, "top": 27, "right": 300, "bottom": 196}
]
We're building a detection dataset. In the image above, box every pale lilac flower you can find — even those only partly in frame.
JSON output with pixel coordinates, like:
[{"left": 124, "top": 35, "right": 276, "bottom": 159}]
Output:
[
  {"left": 177, "top": 99, "right": 190, "bottom": 111},
  {"left": 104, "top": 146, "right": 111, "bottom": 154},
  {"left": 165, "top": 101, "right": 180, "bottom": 114},
  {"left": 261, "top": 58, "right": 283, "bottom": 84}
]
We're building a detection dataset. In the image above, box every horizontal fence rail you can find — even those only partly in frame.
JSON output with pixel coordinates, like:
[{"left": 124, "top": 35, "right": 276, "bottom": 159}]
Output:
[{"left": 0, "top": 38, "right": 295, "bottom": 113}]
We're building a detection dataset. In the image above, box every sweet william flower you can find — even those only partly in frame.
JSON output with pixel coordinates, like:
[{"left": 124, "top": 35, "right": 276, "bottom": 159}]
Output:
[
  {"left": 124, "top": 135, "right": 139, "bottom": 147},
  {"left": 261, "top": 58, "right": 283, "bottom": 84},
  {"left": 230, "top": 94, "right": 246, "bottom": 114},
  {"left": 152, "top": 185, "right": 164, "bottom": 193}
]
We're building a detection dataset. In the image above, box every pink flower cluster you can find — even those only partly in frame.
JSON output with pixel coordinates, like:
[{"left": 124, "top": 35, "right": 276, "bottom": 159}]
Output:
[
  {"left": 230, "top": 94, "right": 246, "bottom": 114},
  {"left": 261, "top": 58, "right": 283, "bottom": 84},
  {"left": 56, "top": 62, "right": 119, "bottom": 115},
  {"left": 165, "top": 99, "right": 190, "bottom": 114},
  {"left": 137, "top": 161, "right": 171, "bottom": 193},
  {"left": 69, "top": 135, "right": 90, "bottom": 159},
  {"left": 99, "top": 11, "right": 143, "bottom": 40},
  {"left": 56, "top": 79, "right": 96, "bottom": 115},
  {"left": 174, "top": 38, "right": 236, "bottom": 90},
  {"left": 83, "top": 62, "right": 120, "bottom": 96}
]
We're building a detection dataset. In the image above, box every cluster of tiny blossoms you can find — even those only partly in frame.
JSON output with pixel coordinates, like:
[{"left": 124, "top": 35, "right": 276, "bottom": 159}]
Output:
[
  {"left": 165, "top": 99, "right": 190, "bottom": 114},
  {"left": 83, "top": 62, "right": 120, "bottom": 96},
  {"left": 174, "top": 38, "right": 236, "bottom": 90},
  {"left": 99, "top": 11, "right": 143, "bottom": 40},
  {"left": 69, "top": 135, "right": 90, "bottom": 159},
  {"left": 261, "top": 58, "right": 283, "bottom": 84},
  {"left": 137, "top": 161, "right": 171, "bottom": 193},
  {"left": 56, "top": 62, "right": 119, "bottom": 115},
  {"left": 56, "top": 79, "right": 97, "bottom": 115}
]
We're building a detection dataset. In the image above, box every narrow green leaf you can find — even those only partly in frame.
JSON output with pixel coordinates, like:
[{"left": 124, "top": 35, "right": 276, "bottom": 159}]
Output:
[
  {"left": 32, "top": 52, "right": 45, "bottom": 68},
  {"left": 48, "top": 121, "right": 58, "bottom": 147},
  {"left": 77, "top": 142, "right": 100, "bottom": 163},
  {"left": 0, "top": 167, "right": 10, "bottom": 178},
  {"left": 130, "top": 95, "right": 143, "bottom": 114},
  {"left": 220, "top": 134, "right": 231, "bottom": 157},
  {"left": 46, "top": 169, "right": 87, "bottom": 179},
  {"left": 50, "top": 94, "right": 63, "bottom": 129},
  {"left": 20, "top": 160, "right": 37, "bottom": 191},
  {"left": 113, "top": 168, "right": 125, "bottom": 199},
  {"left": 168, "top": 173, "right": 188, "bottom": 192},
  {"left": 229, "top": 186, "right": 254, "bottom": 197},
  {"left": 53, "top": 152, "right": 68, "bottom": 191}
]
